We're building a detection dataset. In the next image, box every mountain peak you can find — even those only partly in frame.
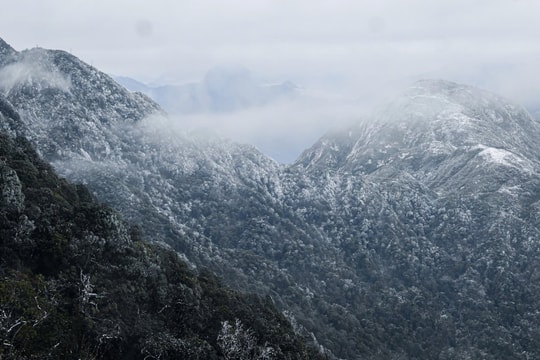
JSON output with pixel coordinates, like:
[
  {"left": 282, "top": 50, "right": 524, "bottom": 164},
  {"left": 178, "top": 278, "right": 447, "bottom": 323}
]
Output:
[
  {"left": 383, "top": 79, "right": 535, "bottom": 144},
  {"left": 0, "top": 41, "right": 161, "bottom": 161},
  {"left": 0, "top": 37, "right": 16, "bottom": 61},
  {"left": 410, "top": 78, "right": 463, "bottom": 91},
  {"left": 0, "top": 37, "right": 14, "bottom": 50},
  {"left": 297, "top": 80, "right": 540, "bottom": 190},
  {"left": 397, "top": 79, "right": 528, "bottom": 123}
]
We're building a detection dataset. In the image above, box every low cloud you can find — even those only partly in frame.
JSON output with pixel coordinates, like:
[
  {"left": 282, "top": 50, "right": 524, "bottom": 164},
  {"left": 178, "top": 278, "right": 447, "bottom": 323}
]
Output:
[
  {"left": 0, "top": 49, "right": 71, "bottom": 95},
  {"left": 165, "top": 93, "right": 374, "bottom": 163}
]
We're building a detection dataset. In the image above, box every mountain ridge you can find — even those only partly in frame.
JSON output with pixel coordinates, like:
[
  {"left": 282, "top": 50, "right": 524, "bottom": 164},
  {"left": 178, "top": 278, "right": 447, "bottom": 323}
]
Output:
[
  {"left": 295, "top": 79, "right": 540, "bottom": 196},
  {"left": 115, "top": 65, "right": 300, "bottom": 115}
]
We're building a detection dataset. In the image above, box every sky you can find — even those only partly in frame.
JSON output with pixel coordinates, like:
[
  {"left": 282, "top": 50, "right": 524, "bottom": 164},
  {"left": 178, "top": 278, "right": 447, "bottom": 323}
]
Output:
[{"left": 2, "top": 0, "right": 540, "bottom": 162}]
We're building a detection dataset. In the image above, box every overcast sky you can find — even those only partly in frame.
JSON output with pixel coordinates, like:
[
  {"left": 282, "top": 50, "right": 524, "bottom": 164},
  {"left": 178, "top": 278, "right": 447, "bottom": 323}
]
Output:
[
  {"left": 2, "top": 0, "right": 540, "bottom": 161},
  {"left": 2, "top": 0, "right": 539, "bottom": 98}
]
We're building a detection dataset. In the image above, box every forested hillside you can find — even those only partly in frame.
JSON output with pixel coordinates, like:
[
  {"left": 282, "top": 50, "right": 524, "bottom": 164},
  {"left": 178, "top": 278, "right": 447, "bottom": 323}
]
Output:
[{"left": 0, "top": 104, "right": 323, "bottom": 359}]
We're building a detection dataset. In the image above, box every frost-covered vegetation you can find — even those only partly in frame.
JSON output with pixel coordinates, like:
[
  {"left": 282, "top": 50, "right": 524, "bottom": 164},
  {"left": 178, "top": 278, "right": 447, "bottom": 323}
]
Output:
[
  {"left": 4, "top": 37, "right": 540, "bottom": 359},
  {"left": 0, "top": 116, "right": 323, "bottom": 358}
]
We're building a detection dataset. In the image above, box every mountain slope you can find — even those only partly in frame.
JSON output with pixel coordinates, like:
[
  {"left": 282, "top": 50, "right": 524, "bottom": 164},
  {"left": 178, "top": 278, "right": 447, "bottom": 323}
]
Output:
[{"left": 0, "top": 95, "right": 323, "bottom": 359}]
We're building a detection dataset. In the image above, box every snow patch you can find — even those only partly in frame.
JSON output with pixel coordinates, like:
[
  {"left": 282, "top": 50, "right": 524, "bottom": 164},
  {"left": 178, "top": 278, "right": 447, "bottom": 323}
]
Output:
[
  {"left": 426, "top": 141, "right": 456, "bottom": 155},
  {"left": 474, "top": 145, "right": 533, "bottom": 173},
  {"left": 80, "top": 148, "right": 92, "bottom": 161},
  {"left": 497, "top": 185, "right": 522, "bottom": 196}
]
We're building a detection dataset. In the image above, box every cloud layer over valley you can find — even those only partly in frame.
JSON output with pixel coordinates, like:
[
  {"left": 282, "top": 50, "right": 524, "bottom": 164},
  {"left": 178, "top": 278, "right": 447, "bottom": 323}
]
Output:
[{"left": 2, "top": 0, "right": 539, "bottom": 161}]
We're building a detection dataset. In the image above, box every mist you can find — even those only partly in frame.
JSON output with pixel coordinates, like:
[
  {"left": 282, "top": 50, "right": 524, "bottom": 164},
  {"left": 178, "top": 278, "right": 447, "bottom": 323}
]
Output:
[
  {"left": 0, "top": 49, "right": 71, "bottom": 95},
  {"left": 168, "top": 95, "right": 368, "bottom": 163},
  {"left": 2, "top": 0, "right": 540, "bottom": 161}
]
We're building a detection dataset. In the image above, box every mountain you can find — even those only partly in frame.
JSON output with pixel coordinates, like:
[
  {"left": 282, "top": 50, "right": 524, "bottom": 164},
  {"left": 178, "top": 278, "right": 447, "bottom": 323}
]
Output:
[
  {"left": 290, "top": 79, "right": 540, "bottom": 357},
  {"left": 0, "top": 80, "right": 323, "bottom": 359},
  {"left": 3, "top": 37, "right": 540, "bottom": 359},
  {"left": 115, "top": 65, "right": 300, "bottom": 114},
  {"left": 0, "top": 38, "right": 16, "bottom": 65}
]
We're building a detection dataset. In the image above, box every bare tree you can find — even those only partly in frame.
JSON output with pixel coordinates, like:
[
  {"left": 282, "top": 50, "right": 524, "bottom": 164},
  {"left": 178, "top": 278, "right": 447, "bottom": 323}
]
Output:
[{"left": 217, "top": 319, "right": 276, "bottom": 360}]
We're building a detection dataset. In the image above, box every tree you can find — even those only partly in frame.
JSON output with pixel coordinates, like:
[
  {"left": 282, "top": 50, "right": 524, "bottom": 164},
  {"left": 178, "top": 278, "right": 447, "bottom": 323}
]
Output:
[{"left": 217, "top": 319, "right": 264, "bottom": 360}]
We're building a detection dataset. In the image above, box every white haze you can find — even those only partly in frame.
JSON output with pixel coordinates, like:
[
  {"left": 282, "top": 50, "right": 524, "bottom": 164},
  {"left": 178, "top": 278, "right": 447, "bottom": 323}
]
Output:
[
  {"left": 2, "top": 0, "right": 540, "bottom": 161},
  {"left": 0, "top": 50, "right": 71, "bottom": 95},
  {"left": 167, "top": 93, "right": 379, "bottom": 163}
]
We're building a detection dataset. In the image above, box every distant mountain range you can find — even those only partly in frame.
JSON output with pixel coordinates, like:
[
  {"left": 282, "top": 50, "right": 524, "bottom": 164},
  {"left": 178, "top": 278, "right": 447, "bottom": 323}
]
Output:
[
  {"left": 3, "top": 37, "right": 540, "bottom": 359},
  {"left": 114, "top": 65, "right": 300, "bottom": 114}
]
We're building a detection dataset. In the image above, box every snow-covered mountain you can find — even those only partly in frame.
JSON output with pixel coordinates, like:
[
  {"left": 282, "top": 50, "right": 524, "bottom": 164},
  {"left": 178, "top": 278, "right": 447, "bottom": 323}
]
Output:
[
  {"left": 115, "top": 65, "right": 300, "bottom": 114},
  {"left": 0, "top": 103, "right": 325, "bottom": 360},
  {"left": 3, "top": 37, "right": 540, "bottom": 359}
]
